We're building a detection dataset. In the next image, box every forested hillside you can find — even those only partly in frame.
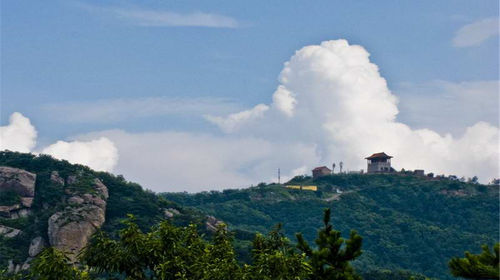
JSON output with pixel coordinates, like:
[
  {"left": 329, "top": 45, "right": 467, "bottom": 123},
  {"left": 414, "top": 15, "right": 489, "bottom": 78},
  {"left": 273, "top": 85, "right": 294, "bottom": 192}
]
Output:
[
  {"left": 163, "top": 174, "right": 499, "bottom": 279},
  {"left": 0, "top": 151, "right": 203, "bottom": 270},
  {"left": 1, "top": 151, "right": 498, "bottom": 279}
]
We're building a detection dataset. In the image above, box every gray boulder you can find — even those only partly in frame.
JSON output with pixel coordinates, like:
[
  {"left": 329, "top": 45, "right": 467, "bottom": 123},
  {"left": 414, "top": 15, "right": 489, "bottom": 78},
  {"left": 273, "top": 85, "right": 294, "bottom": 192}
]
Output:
[
  {"left": 50, "top": 171, "right": 65, "bottom": 185},
  {"left": 0, "top": 166, "right": 36, "bottom": 197},
  {"left": 29, "top": 236, "right": 46, "bottom": 257}
]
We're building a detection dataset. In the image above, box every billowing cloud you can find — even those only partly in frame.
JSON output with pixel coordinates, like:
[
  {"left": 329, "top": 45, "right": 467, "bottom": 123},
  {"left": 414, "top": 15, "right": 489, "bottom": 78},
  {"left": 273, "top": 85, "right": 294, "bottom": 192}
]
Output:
[
  {"left": 205, "top": 104, "right": 269, "bottom": 133},
  {"left": 272, "top": 85, "right": 297, "bottom": 117},
  {"left": 4, "top": 40, "right": 498, "bottom": 191},
  {"left": 209, "top": 39, "right": 499, "bottom": 182},
  {"left": 453, "top": 17, "right": 499, "bottom": 47},
  {"left": 41, "top": 137, "right": 118, "bottom": 172},
  {"left": 0, "top": 112, "right": 37, "bottom": 153},
  {"left": 0, "top": 112, "right": 118, "bottom": 172}
]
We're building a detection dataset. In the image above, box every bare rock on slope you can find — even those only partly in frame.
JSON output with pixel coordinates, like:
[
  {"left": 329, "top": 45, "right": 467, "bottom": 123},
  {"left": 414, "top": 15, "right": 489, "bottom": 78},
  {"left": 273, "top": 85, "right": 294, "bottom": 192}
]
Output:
[
  {"left": 48, "top": 178, "right": 108, "bottom": 262},
  {"left": 0, "top": 166, "right": 36, "bottom": 197},
  {"left": 206, "top": 215, "right": 224, "bottom": 232},
  {"left": 29, "top": 236, "right": 46, "bottom": 257}
]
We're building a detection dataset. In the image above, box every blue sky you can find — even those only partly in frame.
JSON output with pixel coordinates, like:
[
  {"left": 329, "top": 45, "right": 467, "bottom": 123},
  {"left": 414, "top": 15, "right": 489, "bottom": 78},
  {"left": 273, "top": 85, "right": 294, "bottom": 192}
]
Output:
[{"left": 1, "top": 1, "right": 499, "bottom": 191}]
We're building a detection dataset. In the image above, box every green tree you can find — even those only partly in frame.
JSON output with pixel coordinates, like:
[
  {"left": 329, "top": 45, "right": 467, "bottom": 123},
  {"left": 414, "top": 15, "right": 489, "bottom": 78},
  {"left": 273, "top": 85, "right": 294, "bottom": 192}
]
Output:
[
  {"left": 296, "top": 208, "right": 363, "bottom": 280},
  {"left": 81, "top": 215, "right": 240, "bottom": 280},
  {"left": 29, "top": 247, "right": 89, "bottom": 280},
  {"left": 448, "top": 243, "right": 499, "bottom": 279},
  {"left": 245, "top": 224, "right": 310, "bottom": 280},
  {"left": 193, "top": 224, "right": 242, "bottom": 280}
]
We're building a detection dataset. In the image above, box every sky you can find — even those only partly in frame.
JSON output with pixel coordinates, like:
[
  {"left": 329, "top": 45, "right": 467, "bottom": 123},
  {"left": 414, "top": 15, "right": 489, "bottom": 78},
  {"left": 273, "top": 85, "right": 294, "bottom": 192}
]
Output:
[{"left": 1, "top": 0, "right": 499, "bottom": 192}]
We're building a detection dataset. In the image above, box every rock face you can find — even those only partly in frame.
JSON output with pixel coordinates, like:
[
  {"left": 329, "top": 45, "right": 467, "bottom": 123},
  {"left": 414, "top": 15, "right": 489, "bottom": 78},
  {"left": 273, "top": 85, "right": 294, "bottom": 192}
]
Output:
[
  {"left": 0, "top": 166, "right": 36, "bottom": 197},
  {"left": 48, "top": 178, "right": 108, "bottom": 262},
  {"left": 29, "top": 237, "right": 46, "bottom": 257},
  {"left": 206, "top": 215, "right": 224, "bottom": 232},
  {"left": 164, "top": 208, "right": 180, "bottom": 219},
  {"left": 0, "top": 225, "right": 21, "bottom": 238},
  {"left": 50, "top": 171, "right": 65, "bottom": 186},
  {"left": 0, "top": 166, "right": 36, "bottom": 219}
]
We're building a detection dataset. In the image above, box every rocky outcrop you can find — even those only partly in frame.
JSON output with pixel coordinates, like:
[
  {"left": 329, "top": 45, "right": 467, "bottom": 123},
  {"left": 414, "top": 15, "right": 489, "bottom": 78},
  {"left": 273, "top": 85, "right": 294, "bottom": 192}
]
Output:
[
  {"left": 164, "top": 208, "right": 180, "bottom": 219},
  {"left": 0, "top": 225, "right": 21, "bottom": 238},
  {"left": 48, "top": 178, "right": 108, "bottom": 262},
  {"left": 0, "top": 166, "right": 36, "bottom": 219},
  {"left": 205, "top": 215, "right": 224, "bottom": 232},
  {"left": 29, "top": 236, "right": 46, "bottom": 257},
  {"left": 50, "top": 171, "right": 65, "bottom": 186},
  {"left": 0, "top": 166, "right": 36, "bottom": 197}
]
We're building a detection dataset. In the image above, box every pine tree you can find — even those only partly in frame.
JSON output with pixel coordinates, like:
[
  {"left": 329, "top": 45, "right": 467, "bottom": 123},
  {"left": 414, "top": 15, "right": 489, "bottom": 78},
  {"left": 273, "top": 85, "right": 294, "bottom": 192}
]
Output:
[
  {"left": 449, "top": 243, "right": 499, "bottom": 279},
  {"left": 296, "top": 208, "right": 363, "bottom": 280},
  {"left": 246, "top": 224, "right": 310, "bottom": 280}
]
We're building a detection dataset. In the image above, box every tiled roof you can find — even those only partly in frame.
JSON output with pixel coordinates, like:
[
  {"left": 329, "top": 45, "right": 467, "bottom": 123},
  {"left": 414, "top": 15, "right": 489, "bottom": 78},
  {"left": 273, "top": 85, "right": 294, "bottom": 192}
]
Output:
[
  {"left": 312, "top": 166, "right": 331, "bottom": 171},
  {"left": 365, "top": 152, "right": 393, "bottom": 160}
]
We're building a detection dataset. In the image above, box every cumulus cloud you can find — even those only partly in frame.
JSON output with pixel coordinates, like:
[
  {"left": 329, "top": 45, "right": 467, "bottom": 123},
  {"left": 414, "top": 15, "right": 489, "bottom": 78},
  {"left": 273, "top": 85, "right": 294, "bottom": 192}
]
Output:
[
  {"left": 0, "top": 112, "right": 118, "bottom": 172},
  {"left": 4, "top": 39, "right": 498, "bottom": 191},
  {"left": 205, "top": 104, "right": 269, "bottom": 133},
  {"left": 0, "top": 112, "right": 37, "bottom": 153},
  {"left": 209, "top": 39, "right": 499, "bottom": 182},
  {"left": 453, "top": 17, "right": 499, "bottom": 47},
  {"left": 41, "top": 137, "right": 118, "bottom": 172},
  {"left": 272, "top": 85, "right": 297, "bottom": 117}
]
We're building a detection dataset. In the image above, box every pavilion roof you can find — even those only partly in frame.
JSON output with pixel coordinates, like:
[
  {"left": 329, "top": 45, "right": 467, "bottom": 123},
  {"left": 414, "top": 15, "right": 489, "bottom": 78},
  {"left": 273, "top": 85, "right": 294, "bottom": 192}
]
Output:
[{"left": 365, "top": 152, "right": 393, "bottom": 160}]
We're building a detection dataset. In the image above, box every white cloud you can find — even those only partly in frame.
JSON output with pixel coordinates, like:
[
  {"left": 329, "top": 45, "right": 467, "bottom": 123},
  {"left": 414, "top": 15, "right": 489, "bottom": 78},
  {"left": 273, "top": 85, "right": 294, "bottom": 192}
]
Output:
[
  {"left": 205, "top": 104, "right": 269, "bottom": 133},
  {"left": 78, "top": 3, "right": 239, "bottom": 28},
  {"left": 272, "top": 85, "right": 297, "bottom": 117},
  {"left": 396, "top": 80, "right": 499, "bottom": 135},
  {"left": 453, "top": 17, "right": 499, "bottom": 47},
  {"left": 208, "top": 39, "right": 499, "bottom": 182},
  {"left": 0, "top": 112, "right": 37, "bottom": 153},
  {"left": 41, "top": 138, "right": 118, "bottom": 172},
  {"left": 5, "top": 39, "right": 499, "bottom": 191},
  {"left": 43, "top": 97, "right": 239, "bottom": 123},
  {"left": 76, "top": 130, "right": 319, "bottom": 192},
  {"left": 1, "top": 112, "right": 118, "bottom": 172}
]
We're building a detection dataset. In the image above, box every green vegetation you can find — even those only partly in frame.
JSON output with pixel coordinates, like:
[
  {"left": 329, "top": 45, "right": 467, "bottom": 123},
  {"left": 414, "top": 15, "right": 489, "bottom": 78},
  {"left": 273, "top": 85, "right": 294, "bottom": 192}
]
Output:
[
  {"left": 29, "top": 247, "right": 90, "bottom": 280},
  {"left": 163, "top": 174, "right": 499, "bottom": 279},
  {"left": 448, "top": 243, "right": 499, "bottom": 279},
  {"left": 1, "top": 151, "right": 499, "bottom": 279},
  {"left": 296, "top": 208, "right": 362, "bottom": 279},
  {"left": 0, "top": 151, "right": 198, "bottom": 269},
  {"left": 0, "top": 190, "right": 21, "bottom": 206},
  {"left": 8, "top": 209, "right": 363, "bottom": 280}
]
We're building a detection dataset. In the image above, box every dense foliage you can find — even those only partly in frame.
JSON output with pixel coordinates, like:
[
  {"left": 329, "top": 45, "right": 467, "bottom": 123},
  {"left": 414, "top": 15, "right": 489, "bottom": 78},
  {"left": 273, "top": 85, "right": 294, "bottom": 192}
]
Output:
[
  {"left": 1, "top": 151, "right": 499, "bottom": 279},
  {"left": 448, "top": 243, "right": 499, "bottom": 279},
  {"left": 7, "top": 209, "right": 362, "bottom": 280},
  {"left": 163, "top": 174, "right": 499, "bottom": 279},
  {"left": 0, "top": 151, "right": 200, "bottom": 269}
]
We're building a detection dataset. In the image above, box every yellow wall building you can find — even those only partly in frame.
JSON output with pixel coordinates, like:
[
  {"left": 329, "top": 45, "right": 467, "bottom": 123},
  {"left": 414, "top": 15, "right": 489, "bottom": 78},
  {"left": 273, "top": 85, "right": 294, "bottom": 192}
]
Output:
[{"left": 285, "top": 185, "right": 318, "bottom": 191}]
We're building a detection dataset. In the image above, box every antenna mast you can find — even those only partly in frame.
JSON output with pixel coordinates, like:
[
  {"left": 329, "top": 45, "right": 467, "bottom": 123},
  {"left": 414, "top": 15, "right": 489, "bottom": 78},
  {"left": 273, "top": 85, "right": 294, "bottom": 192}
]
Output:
[{"left": 278, "top": 168, "right": 281, "bottom": 184}]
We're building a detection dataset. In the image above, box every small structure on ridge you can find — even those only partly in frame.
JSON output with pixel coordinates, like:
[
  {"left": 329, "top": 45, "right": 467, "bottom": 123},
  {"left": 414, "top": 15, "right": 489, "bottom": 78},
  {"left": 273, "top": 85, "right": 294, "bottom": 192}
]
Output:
[
  {"left": 312, "top": 166, "right": 332, "bottom": 179},
  {"left": 365, "top": 152, "right": 394, "bottom": 173},
  {"left": 286, "top": 185, "right": 318, "bottom": 191}
]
